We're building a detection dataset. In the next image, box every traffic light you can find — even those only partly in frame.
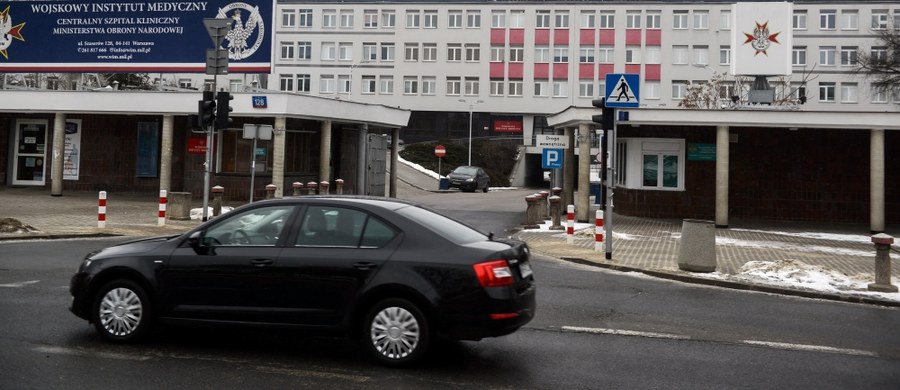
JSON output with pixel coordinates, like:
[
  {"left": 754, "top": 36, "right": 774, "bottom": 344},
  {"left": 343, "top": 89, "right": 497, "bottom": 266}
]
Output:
[
  {"left": 215, "top": 91, "right": 233, "bottom": 130},
  {"left": 198, "top": 90, "right": 216, "bottom": 128},
  {"left": 591, "top": 97, "right": 615, "bottom": 130}
]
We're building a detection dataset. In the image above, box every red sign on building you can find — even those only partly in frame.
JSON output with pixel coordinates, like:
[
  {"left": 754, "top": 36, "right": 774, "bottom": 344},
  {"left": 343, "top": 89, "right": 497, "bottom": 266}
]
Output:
[
  {"left": 494, "top": 120, "right": 523, "bottom": 133},
  {"left": 188, "top": 138, "right": 207, "bottom": 154}
]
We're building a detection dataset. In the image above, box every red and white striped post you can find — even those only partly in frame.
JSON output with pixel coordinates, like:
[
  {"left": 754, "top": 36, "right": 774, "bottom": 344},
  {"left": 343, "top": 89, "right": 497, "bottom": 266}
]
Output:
[
  {"left": 566, "top": 205, "right": 575, "bottom": 244},
  {"left": 97, "top": 191, "right": 107, "bottom": 228},
  {"left": 158, "top": 190, "right": 167, "bottom": 226},
  {"left": 594, "top": 210, "right": 605, "bottom": 252}
]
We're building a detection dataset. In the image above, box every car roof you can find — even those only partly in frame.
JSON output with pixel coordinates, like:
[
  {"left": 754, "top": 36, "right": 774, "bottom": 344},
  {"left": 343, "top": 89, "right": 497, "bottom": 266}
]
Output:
[{"left": 251, "top": 195, "right": 421, "bottom": 211}]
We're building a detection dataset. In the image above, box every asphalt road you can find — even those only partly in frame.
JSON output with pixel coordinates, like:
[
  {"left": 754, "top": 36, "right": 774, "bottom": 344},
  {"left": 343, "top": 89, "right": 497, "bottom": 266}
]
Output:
[{"left": 2, "top": 232, "right": 899, "bottom": 389}]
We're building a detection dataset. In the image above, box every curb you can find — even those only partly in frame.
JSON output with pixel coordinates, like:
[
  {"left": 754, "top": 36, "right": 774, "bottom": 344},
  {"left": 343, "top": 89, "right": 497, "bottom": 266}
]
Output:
[{"left": 0, "top": 232, "right": 123, "bottom": 241}]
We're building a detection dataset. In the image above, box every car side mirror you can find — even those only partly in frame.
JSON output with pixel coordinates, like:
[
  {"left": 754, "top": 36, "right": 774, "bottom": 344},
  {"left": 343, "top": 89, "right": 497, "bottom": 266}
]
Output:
[{"left": 187, "top": 230, "right": 211, "bottom": 255}]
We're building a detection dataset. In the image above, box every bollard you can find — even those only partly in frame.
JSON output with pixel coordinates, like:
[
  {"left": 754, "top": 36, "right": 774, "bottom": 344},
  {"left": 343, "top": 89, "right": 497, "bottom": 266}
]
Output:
[
  {"left": 158, "top": 190, "right": 167, "bottom": 226},
  {"left": 98, "top": 191, "right": 107, "bottom": 228},
  {"left": 292, "top": 182, "right": 304, "bottom": 196},
  {"left": 677, "top": 219, "right": 717, "bottom": 272},
  {"left": 594, "top": 210, "right": 604, "bottom": 252},
  {"left": 566, "top": 205, "right": 575, "bottom": 244},
  {"left": 212, "top": 186, "right": 224, "bottom": 217},
  {"left": 307, "top": 181, "right": 318, "bottom": 195},
  {"left": 265, "top": 184, "right": 276, "bottom": 199},
  {"left": 523, "top": 195, "right": 540, "bottom": 229},
  {"left": 320, "top": 181, "right": 330, "bottom": 195},
  {"left": 552, "top": 187, "right": 562, "bottom": 197},
  {"left": 868, "top": 234, "right": 898, "bottom": 292},
  {"left": 539, "top": 190, "right": 550, "bottom": 220},
  {"left": 335, "top": 179, "right": 344, "bottom": 195},
  {"left": 548, "top": 196, "right": 564, "bottom": 230}
]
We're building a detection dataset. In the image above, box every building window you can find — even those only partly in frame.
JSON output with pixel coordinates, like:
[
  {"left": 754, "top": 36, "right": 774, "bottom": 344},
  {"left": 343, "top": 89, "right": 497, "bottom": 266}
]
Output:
[
  {"left": 382, "top": 10, "right": 396, "bottom": 28},
  {"left": 424, "top": 10, "right": 438, "bottom": 28},
  {"left": 279, "top": 74, "right": 293, "bottom": 91},
  {"left": 579, "top": 81, "right": 594, "bottom": 98},
  {"left": 280, "top": 41, "right": 294, "bottom": 60},
  {"left": 792, "top": 46, "right": 807, "bottom": 66},
  {"left": 673, "top": 45, "right": 689, "bottom": 64},
  {"left": 422, "top": 76, "right": 436, "bottom": 95},
  {"left": 406, "top": 10, "right": 420, "bottom": 28},
  {"left": 872, "top": 10, "right": 889, "bottom": 30},
  {"left": 509, "top": 80, "right": 523, "bottom": 96},
  {"left": 321, "top": 42, "right": 336, "bottom": 61},
  {"left": 448, "top": 44, "right": 462, "bottom": 62},
  {"left": 423, "top": 43, "right": 437, "bottom": 61},
  {"left": 362, "top": 76, "right": 376, "bottom": 94},
  {"left": 381, "top": 43, "right": 395, "bottom": 61},
  {"left": 581, "top": 11, "right": 596, "bottom": 28},
  {"left": 219, "top": 130, "right": 315, "bottom": 175},
  {"left": 819, "top": 82, "right": 836, "bottom": 102},
  {"left": 405, "top": 43, "right": 419, "bottom": 61},
  {"left": 672, "top": 80, "right": 688, "bottom": 99},
  {"left": 297, "top": 74, "right": 310, "bottom": 93},
  {"left": 555, "top": 10, "right": 569, "bottom": 28},
  {"left": 552, "top": 81, "right": 568, "bottom": 97},
  {"left": 646, "top": 46, "right": 661, "bottom": 64},
  {"left": 447, "top": 77, "right": 461, "bottom": 95},
  {"left": 646, "top": 11, "right": 661, "bottom": 29},
  {"left": 281, "top": 10, "right": 296, "bottom": 28},
  {"left": 820, "top": 10, "right": 836, "bottom": 30},
  {"left": 819, "top": 46, "right": 836, "bottom": 66},
  {"left": 178, "top": 78, "right": 192, "bottom": 89},
  {"left": 674, "top": 11, "right": 689, "bottom": 29},
  {"left": 465, "top": 44, "right": 481, "bottom": 62},
  {"left": 719, "top": 46, "right": 731, "bottom": 65},
  {"left": 340, "top": 10, "right": 353, "bottom": 28},
  {"left": 534, "top": 46, "right": 550, "bottom": 63},
  {"left": 320, "top": 75, "right": 335, "bottom": 94},
  {"left": 841, "top": 83, "right": 858, "bottom": 103},
  {"left": 323, "top": 10, "right": 337, "bottom": 28},
  {"left": 626, "top": 11, "right": 641, "bottom": 29},
  {"left": 872, "top": 85, "right": 889, "bottom": 103},
  {"left": 534, "top": 81, "right": 548, "bottom": 97},
  {"left": 580, "top": 47, "right": 595, "bottom": 63},
  {"left": 872, "top": 46, "right": 888, "bottom": 63},
  {"left": 299, "top": 9, "right": 313, "bottom": 28},
  {"left": 363, "top": 43, "right": 378, "bottom": 61},
  {"left": 553, "top": 47, "right": 569, "bottom": 63},
  {"left": 449, "top": 10, "right": 463, "bottom": 28},
  {"left": 491, "top": 10, "right": 506, "bottom": 28},
  {"left": 510, "top": 10, "right": 525, "bottom": 28},
  {"left": 379, "top": 76, "right": 394, "bottom": 94},
  {"left": 600, "top": 11, "right": 615, "bottom": 28},
  {"left": 297, "top": 41, "right": 312, "bottom": 60},
  {"left": 404, "top": 76, "right": 418, "bottom": 95},
  {"left": 491, "top": 47, "right": 506, "bottom": 62},
  {"left": 693, "top": 45, "right": 708, "bottom": 65},
  {"left": 642, "top": 149, "right": 681, "bottom": 190},
  {"left": 793, "top": 10, "right": 807, "bottom": 30},
  {"left": 625, "top": 46, "right": 641, "bottom": 63},
  {"left": 509, "top": 47, "right": 524, "bottom": 62},
  {"left": 720, "top": 10, "right": 731, "bottom": 30},
  {"left": 645, "top": 81, "right": 660, "bottom": 99},
  {"left": 599, "top": 46, "right": 614, "bottom": 63},
  {"left": 693, "top": 10, "right": 709, "bottom": 29},
  {"left": 490, "top": 80, "right": 504, "bottom": 96},
  {"left": 464, "top": 77, "right": 479, "bottom": 96},
  {"left": 364, "top": 10, "right": 378, "bottom": 28},
  {"left": 338, "top": 42, "right": 353, "bottom": 61},
  {"left": 840, "top": 10, "right": 858, "bottom": 30},
  {"left": 536, "top": 11, "right": 551, "bottom": 28},
  {"left": 467, "top": 10, "right": 481, "bottom": 28},
  {"left": 840, "top": 46, "right": 858, "bottom": 66},
  {"left": 338, "top": 75, "right": 350, "bottom": 94}
]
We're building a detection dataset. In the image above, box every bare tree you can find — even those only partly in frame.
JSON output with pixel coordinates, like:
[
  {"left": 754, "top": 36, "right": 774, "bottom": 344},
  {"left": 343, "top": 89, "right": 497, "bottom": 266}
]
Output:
[{"left": 855, "top": 28, "right": 900, "bottom": 94}]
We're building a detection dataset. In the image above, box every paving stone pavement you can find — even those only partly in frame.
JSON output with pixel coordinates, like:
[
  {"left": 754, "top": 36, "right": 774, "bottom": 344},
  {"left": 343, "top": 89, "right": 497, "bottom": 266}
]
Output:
[{"left": 2, "top": 186, "right": 898, "bottom": 306}]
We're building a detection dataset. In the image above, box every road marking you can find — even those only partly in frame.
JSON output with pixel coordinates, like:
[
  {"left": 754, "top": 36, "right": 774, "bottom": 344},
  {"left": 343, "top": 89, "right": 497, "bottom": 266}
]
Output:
[
  {"left": 0, "top": 280, "right": 39, "bottom": 288},
  {"left": 741, "top": 340, "right": 877, "bottom": 357},
  {"left": 34, "top": 346, "right": 152, "bottom": 361},
  {"left": 562, "top": 326, "right": 691, "bottom": 340}
]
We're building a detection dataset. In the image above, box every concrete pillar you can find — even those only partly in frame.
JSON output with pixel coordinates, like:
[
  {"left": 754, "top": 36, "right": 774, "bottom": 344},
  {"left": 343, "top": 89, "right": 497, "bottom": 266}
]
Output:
[
  {"left": 51, "top": 113, "right": 66, "bottom": 196},
  {"left": 577, "top": 123, "right": 591, "bottom": 222},
  {"left": 159, "top": 115, "right": 173, "bottom": 193},
  {"left": 870, "top": 129, "right": 885, "bottom": 233},
  {"left": 549, "top": 196, "right": 563, "bottom": 230},
  {"left": 319, "top": 120, "right": 332, "bottom": 186},
  {"left": 265, "top": 184, "right": 276, "bottom": 199},
  {"left": 273, "top": 116, "right": 287, "bottom": 198},
  {"left": 715, "top": 125, "right": 730, "bottom": 228},
  {"left": 389, "top": 127, "right": 400, "bottom": 198},
  {"left": 563, "top": 127, "right": 575, "bottom": 214},
  {"left": 358, "top": 124, "right": 368, "bottom": 195}
]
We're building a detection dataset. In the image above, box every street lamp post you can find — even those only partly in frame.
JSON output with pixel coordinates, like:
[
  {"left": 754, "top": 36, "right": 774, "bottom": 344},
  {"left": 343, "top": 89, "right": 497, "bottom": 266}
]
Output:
[{"left": 458, "top": 99, "right": 484, "bottom": 166}]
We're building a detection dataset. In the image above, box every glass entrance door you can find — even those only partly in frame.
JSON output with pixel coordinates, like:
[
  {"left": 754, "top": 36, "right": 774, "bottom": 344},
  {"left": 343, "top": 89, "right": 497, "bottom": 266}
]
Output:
[{"left": 12, "top": 120, "right": 48, "bottom": 186}]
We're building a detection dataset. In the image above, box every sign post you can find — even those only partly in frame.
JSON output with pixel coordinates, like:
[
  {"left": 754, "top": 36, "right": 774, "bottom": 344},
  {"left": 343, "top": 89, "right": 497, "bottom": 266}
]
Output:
[{"left": 434, "top": 145, "right": 446, "bottom": 186}]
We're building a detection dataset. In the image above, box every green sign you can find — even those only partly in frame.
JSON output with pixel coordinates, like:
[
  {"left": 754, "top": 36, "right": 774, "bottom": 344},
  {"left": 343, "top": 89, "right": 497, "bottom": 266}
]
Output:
[
  {"left": 687, "top": 143, "right": 715, "bottom": 161},
  {"left": 255, "top": 147, "right": 267, "bottom": 157}
]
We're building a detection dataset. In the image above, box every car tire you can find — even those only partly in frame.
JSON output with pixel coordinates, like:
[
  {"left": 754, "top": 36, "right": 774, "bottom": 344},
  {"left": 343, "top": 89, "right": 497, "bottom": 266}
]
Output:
[
  {"left": 482, "top": 184, "right": 489, "bottom": 193},
  {"left": 362, "top": 298, "right": 430, "bottom": 367},
  {"left": 91, "top": 279, "right": 152, "bottom": 343}
]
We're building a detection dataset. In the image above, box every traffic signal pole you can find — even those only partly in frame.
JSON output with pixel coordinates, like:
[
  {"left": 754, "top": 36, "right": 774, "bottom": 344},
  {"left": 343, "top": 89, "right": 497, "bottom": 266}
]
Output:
[{"left": 201, "top": 18, "right": 231, "bottom": 221}]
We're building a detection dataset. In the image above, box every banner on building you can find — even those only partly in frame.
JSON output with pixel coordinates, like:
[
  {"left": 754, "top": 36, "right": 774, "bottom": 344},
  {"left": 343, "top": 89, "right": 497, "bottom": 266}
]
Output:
[
  {"left": 494, "top": 120, "right": 523, "bottom": 134},
  {"left": 731, "top": 2, "right": 793, "bottom": 76},
  {"left": 0, "top": 1, "right": 273, "bottom": 73},
  {"left": 63, "top": 119, "right": 82, "bottom": 180}
]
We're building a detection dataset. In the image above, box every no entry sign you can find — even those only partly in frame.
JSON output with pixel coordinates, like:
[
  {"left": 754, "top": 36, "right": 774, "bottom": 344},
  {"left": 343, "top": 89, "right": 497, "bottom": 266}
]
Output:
[{"left": 434, "top": 145, "right": 446, "bottom": 158}]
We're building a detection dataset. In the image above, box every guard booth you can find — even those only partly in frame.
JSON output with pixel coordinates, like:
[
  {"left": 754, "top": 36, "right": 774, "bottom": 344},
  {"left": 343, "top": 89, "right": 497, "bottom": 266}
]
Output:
[{"left": 365, "top": 134, "right": 387, "bottom": 196}]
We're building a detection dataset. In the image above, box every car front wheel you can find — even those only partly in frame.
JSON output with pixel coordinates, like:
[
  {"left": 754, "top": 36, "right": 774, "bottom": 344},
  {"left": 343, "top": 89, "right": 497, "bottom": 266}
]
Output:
[
  {"left": 91, "top": 279, "right": 152, "bottom": 342},
  {"left": 362, "top": 298, "right": 430, "bottom": 366}
]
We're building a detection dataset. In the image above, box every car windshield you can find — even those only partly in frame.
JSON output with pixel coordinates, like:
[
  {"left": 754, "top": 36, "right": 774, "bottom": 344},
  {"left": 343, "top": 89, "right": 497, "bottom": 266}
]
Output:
[
  {"left": 395, "top": 205, "right": 487, "bottom": 244},
  {"left": 453, "top": 166, "right": 477, "bottom": 175}
]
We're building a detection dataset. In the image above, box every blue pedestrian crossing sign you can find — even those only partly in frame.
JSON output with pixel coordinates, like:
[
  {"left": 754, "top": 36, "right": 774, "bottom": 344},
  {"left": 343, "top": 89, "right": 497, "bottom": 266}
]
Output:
[
  {"left": 542, "top": 148, "right": 563, "bottom": 169},
  {"left": 605, "top": 74, "right": 640, "bottom": 108}
]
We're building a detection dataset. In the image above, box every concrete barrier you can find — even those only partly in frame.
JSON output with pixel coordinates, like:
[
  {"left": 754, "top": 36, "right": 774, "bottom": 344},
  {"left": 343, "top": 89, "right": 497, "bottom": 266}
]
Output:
[
  {"left": 677, "top": 219, "right": 717, "bottom": 272},
  {"left": 168, "top": 192, "right": 193, "bottom": 220}
]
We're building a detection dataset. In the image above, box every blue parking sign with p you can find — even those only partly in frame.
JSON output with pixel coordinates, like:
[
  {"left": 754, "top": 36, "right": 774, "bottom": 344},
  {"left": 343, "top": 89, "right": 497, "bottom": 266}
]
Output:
[{"left": 542, "top": 148, "right": 563, "bottom": 169}]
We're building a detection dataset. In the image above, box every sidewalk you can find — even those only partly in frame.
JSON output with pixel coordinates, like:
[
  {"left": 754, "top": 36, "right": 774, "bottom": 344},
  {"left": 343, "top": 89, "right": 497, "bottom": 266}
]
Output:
[{"left": 1, "top": 186, "right": 898, "bottom": 306}]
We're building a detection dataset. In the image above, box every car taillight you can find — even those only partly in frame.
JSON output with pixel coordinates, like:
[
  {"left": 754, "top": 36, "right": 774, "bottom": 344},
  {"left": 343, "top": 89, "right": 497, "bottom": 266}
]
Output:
[{"left": 473, "top": 260, "right": 514, "bottom": 287}]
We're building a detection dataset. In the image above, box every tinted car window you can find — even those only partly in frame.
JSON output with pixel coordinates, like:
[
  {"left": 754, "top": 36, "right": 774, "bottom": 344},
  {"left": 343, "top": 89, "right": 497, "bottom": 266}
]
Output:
[
  {"left": 361, "top": 218, "right": 396, "bottom": 247},
  {"left": 296, "top": 206, "right": 396, "bottom": 248},
  {"left": 204, "top": 205, "right": 295, "bottom": 246},
  {"left": 395, "top": 205, "right": 486, "bottom": 244}
]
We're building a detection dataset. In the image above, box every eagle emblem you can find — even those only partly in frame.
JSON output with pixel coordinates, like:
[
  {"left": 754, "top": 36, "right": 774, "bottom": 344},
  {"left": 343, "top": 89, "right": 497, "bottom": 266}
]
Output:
[
  {"left": 742, "top": 21, "right": 781, "bottom": 57},
  {"left": 0, "top": 5, "right": 26, "bottom": 60},
  {"left": 217, "top": 2, "right": 264, "bottom": 60}
]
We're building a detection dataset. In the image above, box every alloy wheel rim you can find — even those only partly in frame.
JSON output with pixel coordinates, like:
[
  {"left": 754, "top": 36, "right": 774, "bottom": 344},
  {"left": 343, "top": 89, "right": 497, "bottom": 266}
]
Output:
[
  {"left": 99, "top": 287, "right": 143, "bottom": 336},
  {"left": 370, "top": 306, "right": 420, "bottom": 359}
]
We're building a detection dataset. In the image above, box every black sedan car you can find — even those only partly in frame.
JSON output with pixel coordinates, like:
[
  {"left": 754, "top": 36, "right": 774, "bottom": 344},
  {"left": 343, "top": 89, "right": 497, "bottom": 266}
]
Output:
[
  {"left": 447, "top": 166, "right": 490, "bottom": 193},
  {"left": 70, "top": 196, "right": 535, "bottom": 366}
]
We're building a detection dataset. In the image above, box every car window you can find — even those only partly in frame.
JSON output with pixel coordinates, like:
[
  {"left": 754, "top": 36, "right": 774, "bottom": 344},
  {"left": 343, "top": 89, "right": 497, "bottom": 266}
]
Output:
[
  {"left": 204, "top": 205, "right": 295, "bottom": 246},
  {"left": 395, "top": 204, "right": 486, "bottom": 244},
  {"left": 454, "top": 166, "right": 477, "bottom": 175},
  {"left": 295, "top": 206, "right": 396, "bottom": 248}
]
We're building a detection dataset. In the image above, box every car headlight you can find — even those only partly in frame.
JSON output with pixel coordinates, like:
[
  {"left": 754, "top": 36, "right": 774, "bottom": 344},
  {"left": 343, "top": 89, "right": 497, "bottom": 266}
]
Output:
[{"left": 465, "top": 178, "right": 474, "bottom": 182}]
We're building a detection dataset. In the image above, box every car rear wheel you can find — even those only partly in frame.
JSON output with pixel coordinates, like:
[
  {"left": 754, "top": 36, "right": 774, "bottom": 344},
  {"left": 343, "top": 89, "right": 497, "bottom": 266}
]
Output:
[
  {"left": 362, "top": 298, "right": 430, "bottom": 366},
  {"left": 91, "top": 279, "right": 151, "bottom": 342},
  {"left": 482, "top": 184, "right": 489, "bottom": 193}
]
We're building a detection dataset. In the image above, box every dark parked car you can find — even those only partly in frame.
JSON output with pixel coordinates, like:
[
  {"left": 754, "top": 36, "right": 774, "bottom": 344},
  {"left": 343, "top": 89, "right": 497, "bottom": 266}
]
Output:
[
  {"left": 70, "top": 196, "right": 535, "bottom": 366},
  {"left": 447, "top": 165, "right": 490, "bottom": 192}
]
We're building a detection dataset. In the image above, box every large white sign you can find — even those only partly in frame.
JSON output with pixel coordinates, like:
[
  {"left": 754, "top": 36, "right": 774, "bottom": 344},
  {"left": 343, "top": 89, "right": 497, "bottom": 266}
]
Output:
[
  {"left": 731, "top": 2, "right": 793, "bottom": 76},
  {"left": 536, "top": 134, "right": 569, "bottom": 149},
  {"left": 63, "top": 119, "right": 82, "bottom": 180}
]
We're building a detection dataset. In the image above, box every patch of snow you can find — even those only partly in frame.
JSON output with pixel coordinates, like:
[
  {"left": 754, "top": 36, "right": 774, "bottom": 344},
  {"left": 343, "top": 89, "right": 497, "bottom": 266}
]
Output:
[{"left": 190, "top": 207, "right": 234, "bottom": 220}]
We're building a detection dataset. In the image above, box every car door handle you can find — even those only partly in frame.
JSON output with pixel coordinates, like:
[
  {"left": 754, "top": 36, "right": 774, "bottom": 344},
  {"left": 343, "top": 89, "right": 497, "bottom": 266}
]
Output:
[
  {"left": 354, "top": 262, "right": 377, "bottom": 271},
  {"left": 250, "top": 258, "right": 274, "bottom": 267}
]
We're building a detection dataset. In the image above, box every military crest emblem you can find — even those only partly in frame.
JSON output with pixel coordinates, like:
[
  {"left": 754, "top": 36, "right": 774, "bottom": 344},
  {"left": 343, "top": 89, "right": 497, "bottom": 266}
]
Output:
[
  {"left": 0, "top": 5, "right": 26, "bottom": 60},
  {"left": 217, "top": 2, "right": 264, "bottom": 60},
  {"left": 742, "top": 21, "right": 781, "bottom": 57}
]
